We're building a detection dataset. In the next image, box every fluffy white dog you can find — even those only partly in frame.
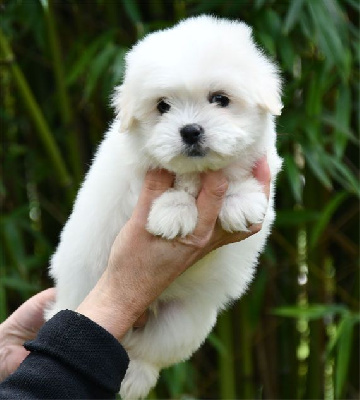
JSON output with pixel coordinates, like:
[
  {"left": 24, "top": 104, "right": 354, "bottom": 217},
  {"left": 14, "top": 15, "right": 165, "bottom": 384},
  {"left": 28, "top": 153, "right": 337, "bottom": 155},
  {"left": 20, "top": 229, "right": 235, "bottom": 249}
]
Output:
[{"left": 46, "top": 15, "right": 282, "bottom": 399}]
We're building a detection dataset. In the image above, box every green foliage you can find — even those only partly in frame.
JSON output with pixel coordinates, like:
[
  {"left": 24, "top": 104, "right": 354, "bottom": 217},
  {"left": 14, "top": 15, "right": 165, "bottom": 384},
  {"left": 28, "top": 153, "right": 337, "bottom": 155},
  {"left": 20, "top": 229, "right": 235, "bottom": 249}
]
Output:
[
  {"left": 273, "top": 304, "right": 359, "bottom": 398},
  {"left": 1, "top": 0, "right": 358, "bottom": 398}
]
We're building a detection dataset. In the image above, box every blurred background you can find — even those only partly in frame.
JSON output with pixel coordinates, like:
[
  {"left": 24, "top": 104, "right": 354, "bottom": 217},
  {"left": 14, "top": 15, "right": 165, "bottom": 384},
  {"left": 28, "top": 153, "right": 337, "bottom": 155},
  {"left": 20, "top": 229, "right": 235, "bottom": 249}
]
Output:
[{"left": 0, "top": 0, "right": 359, "bottom": 399}]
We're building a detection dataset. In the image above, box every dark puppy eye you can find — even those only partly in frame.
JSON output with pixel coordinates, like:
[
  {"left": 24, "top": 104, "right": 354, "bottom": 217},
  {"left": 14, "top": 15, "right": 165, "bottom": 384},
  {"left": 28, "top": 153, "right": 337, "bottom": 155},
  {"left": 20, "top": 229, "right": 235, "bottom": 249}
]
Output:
[
  {"left": 209, "top": 93, "right": 230, "bottom": 107},
  {"left": 157, "top": 99, "right": 171, "bottom": 114}
]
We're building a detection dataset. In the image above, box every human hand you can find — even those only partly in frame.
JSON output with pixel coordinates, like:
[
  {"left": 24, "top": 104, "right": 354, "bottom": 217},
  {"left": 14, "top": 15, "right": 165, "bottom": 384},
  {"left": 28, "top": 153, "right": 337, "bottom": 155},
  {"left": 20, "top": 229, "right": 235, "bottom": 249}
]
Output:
[
  {"left": 0, "top": 288, "right": 56, "bottom": 382},
  {"left": 0, "top": 158, "right": 270, "bottom": 380},
  {"left": 77, "top": 156, "right": 270, "bottom": 340}
]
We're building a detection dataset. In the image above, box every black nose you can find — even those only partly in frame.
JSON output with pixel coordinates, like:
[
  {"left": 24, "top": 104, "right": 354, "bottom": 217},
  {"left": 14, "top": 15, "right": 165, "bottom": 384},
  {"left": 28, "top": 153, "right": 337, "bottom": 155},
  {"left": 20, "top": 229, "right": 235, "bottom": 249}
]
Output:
[{"left": 180, "top": 124, "right": 204, "bottom": 145}]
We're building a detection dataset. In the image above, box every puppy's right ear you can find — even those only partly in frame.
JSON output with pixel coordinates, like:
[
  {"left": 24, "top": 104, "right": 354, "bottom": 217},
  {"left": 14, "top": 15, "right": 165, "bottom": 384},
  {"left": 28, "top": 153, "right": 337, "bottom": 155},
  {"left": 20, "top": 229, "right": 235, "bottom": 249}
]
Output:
[{"left": 111, "top": 85, "right": 136, "bottom": 132}]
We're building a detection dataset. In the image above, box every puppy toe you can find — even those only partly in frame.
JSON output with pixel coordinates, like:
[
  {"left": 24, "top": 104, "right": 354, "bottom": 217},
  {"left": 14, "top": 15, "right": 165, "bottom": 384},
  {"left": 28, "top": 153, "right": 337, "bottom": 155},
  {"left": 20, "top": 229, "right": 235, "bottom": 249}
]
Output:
[
  {"left": 146, "top": 190, "right": 198, "bottom": 239},
  {"left": 219, "top": 201, "right": 249, "bottom": 233},
  {"left": 243, "top": 191, "right": 268, "bottom": 225},
  {"left": 219, "top": 191, "right": 268, "bottom": 233}
]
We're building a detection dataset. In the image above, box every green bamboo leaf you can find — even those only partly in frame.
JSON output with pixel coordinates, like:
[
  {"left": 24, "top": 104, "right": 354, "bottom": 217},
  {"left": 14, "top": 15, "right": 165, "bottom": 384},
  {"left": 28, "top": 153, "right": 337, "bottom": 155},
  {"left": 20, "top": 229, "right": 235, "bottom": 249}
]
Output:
[
  {"left": 2, "top": 220, "right": 26, "bottom": 272},
  {"left": 321, "top": 116, "right": 356, "bottom": 145},
  {"left": 283, "top": 0, "right": 305, "bottom": 34},
  {"left": 325, "top": 156, "right": 360, "bottom": 197},
  {"left": 335, "top": 314, "right": 357, "bottom": 398},
  {"left": 307, "top": 0, "right": 347, "bottom": 74},
  {"left": 207, "top": 332, "right": 228, "bottom": 356},
  {"left": 121, "top": 0, "right": 144, "bottom": 37},
  {"left": 306, "top": 76, "right": 323, "bottom": 117},
  {"left": 2, "top": 276, "right": 40, "bottom": 293},
  {"left": 109, "top": 47, "right": 128, "bottom": 87},
  {"left": 272, "top": 304, "right": 347, "bottom": 320},
  {"left": 263, "top": 9, "right": 282, "bottom": 37},
  {"left": 84, "top": 42, "right": 118, "bottom": 100},
  {"left": 278, "top": 36, "right": 296, "bottom": 72},
  {"left": 257, "top": 31, "right": 276, "bottom": 56},
  {"left": 284, "top": 154, "right": 303, "bottom": 203},
  {"left": 275, "top": 209, "right": 319, "bottom": 226},
  {"left": 67, "top": 31, "right": 116, "bottom": 86},
  {"left": 1, "top": 205, "right": 29, "bottom": 221},
  {"left": 325, "top": 312, "right": 359, "bottom": 358},
  {"left": 254, "top": 0, "right": 267, "bottom": 9},
  {"left": 345, "top": 0, "right": 360, "bottom": 11},
  {"left": 122, "top": 0, "right": 142, "bottom": 24},
  {"left": 299, "top": 8, "right": 312, "bottom": 38},
  {"left": 333, "top": 86, "right": 353, "bottom": 158},
  {"left": 309, "top": 191, "right": 348, "bottom": 249},
  {"left": 304, "top": 149, "right": 332, "bottom": 190}
]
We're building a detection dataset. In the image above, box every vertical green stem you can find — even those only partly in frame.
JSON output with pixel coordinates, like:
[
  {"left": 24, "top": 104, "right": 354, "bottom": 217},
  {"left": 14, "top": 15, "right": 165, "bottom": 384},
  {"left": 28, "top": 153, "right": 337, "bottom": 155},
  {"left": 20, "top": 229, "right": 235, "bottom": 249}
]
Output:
[
  {"left": 239, "top": 301, "right": 255, "bottom": 399},
  {"left": 279, "top": 247, "right": 299, "bottom": 398},
  {"left": 217, "top": 311, "right": 236, "bottom": 399},
  {"left": 0, "top": 29, "right": 72, "bottom": 189},
  {"left": 305, "top": 172, "right": 324, "bottom": 399},
  {"left": 42, "top": 0, "right": 82, "bottom": 183}
]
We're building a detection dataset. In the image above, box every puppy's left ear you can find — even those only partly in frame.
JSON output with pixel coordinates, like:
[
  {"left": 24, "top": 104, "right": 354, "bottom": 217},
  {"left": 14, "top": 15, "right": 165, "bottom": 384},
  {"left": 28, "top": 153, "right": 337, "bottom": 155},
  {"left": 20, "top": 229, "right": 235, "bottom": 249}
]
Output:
[
  {"left": 258, "top": 89, "right": 283, "bottom": 116},
  {"left": 254, "top": 71, "right": 283, "bottom": 116},
  {"left": 251, "top": 59, "right": 283, "bottom": 116},
  {"left": 111, "top": 85, "right": 136, "bottom": 131}
]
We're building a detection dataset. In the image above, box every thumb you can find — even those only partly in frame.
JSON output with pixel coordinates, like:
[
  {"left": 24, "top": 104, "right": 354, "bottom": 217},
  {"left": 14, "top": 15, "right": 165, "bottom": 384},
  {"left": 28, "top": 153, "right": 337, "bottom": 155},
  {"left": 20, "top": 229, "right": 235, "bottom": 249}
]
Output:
[{"left": 10, "top": 288, "right": 56, "bottom": 339}]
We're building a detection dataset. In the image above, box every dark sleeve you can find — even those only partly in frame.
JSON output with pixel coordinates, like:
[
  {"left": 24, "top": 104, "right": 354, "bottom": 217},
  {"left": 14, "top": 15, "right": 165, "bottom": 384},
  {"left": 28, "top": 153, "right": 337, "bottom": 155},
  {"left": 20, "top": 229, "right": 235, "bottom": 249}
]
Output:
[{"left": 0, "top": 310, "right": 129, "bottom": 399}]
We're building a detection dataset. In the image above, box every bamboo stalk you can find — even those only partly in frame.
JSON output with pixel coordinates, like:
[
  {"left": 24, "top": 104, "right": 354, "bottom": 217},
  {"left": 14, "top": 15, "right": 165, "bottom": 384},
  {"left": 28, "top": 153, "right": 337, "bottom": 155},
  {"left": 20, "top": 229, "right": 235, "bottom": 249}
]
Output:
[
  {"left": 0, "top": 28, "right": 72, "bottom": 189},
  {"left": 42, "top": 0, "right": 82, "bottom": 183},
  {"left": 305, "top": 172, "right": 324, "bottom": 399},
  {"left": 239, "top": 300, "right": 255, "bottom": 399},
  {"left": 217, "top": 310, "right": 236, "bottom": 399},
  {"left": 278, "top": 247, "right": 299, "bottom": 398}
]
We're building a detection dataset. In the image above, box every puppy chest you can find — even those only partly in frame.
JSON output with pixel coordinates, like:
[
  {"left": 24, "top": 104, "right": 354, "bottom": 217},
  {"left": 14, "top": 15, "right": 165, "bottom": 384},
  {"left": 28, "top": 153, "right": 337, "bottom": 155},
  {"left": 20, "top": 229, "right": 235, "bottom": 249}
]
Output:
[{"left": 174, "top": 173, "right": 201, "bottom": 197}]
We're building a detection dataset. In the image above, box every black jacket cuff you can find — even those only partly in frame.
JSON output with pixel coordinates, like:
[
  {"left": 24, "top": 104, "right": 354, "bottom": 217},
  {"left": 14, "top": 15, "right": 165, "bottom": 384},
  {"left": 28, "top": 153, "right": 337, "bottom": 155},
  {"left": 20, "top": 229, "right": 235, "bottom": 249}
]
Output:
[{"left": 25, "top": 309, "right": 129, "bottom": 393}]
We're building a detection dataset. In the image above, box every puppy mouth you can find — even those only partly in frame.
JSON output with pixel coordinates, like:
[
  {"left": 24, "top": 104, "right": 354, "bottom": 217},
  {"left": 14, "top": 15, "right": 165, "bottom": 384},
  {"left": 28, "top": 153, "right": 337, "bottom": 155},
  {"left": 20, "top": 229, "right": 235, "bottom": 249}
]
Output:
[{"left": 183, "top": 144, "right": 208, "bottom": 158}]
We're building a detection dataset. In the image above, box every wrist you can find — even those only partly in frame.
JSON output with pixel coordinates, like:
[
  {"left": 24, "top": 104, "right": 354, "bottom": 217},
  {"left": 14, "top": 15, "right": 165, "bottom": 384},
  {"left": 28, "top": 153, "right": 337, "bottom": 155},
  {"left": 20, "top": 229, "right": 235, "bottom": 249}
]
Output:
[{"left": 76, "top": 271, "right": 142, "bottom": 341}]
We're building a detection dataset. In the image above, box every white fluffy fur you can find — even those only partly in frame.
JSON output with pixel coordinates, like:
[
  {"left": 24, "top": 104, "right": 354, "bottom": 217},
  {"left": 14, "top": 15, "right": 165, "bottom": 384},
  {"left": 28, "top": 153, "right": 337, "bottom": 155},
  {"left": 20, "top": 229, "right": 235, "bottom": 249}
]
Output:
[{"left": 46, "top": 16, "right": 282, "bottom": 399}]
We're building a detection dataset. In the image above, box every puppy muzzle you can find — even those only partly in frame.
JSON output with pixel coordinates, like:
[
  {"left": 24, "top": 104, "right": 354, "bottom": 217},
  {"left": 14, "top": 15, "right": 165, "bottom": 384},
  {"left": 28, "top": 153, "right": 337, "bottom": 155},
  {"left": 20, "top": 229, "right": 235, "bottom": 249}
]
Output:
[{"left": 180, "top": 124, "right": 207, "bottom": 157}]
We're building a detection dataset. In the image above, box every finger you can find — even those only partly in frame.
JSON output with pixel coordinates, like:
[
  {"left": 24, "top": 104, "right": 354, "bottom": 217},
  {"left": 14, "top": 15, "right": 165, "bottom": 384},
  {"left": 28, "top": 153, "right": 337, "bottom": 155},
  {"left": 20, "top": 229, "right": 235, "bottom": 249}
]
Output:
[
  {"left": 11, "top": 288, "right": 56, "bottom": 337},
  {"left": 192, "top": 170, "right": 228, "bottom": 238},
  {"left": 212, "top": 222, "right": 262, "bottom": 249},
  {"left": 133, "top": 169, "right": 174, "bottom": 222},
  {"left": 253, "top": 156, "right": 271, "bottom": 199}
]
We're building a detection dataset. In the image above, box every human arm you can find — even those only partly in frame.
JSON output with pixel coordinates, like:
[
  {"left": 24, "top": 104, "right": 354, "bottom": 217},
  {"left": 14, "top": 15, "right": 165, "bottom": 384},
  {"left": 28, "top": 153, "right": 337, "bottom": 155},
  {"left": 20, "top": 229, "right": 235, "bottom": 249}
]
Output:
[
  {"left": 76, "top": 160, "right": 270, "bottom": 341},
  {"left": 0, "top": 157, "right": 270, "bottom": 398}
]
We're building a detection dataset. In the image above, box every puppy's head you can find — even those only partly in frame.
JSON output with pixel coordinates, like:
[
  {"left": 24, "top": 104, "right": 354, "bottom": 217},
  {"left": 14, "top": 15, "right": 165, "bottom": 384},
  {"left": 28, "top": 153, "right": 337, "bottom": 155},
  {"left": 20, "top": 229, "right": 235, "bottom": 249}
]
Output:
[{"left": 113, "top": 16, "right": 282, "bottom": 173}]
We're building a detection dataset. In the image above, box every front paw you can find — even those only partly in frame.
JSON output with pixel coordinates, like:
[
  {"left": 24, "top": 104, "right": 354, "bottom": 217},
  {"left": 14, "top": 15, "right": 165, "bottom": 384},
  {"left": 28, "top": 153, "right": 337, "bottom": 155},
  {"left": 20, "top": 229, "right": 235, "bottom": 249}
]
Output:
[
  {"left": 147, "top": 190, "right": 198, "bottom": 239},
  {"left": 219, "top": 191, "right": 268, "bottom": 232}
]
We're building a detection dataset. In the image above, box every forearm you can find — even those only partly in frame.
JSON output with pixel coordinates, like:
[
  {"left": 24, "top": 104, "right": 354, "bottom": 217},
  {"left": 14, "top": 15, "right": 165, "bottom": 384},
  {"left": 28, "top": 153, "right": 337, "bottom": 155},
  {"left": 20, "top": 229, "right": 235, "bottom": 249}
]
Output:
[
  {"left": 0, "top": 311, "right": 129, "bottom": 399},
  {"left": 76, "top": 268, "right": 151, "bottom": 341}
]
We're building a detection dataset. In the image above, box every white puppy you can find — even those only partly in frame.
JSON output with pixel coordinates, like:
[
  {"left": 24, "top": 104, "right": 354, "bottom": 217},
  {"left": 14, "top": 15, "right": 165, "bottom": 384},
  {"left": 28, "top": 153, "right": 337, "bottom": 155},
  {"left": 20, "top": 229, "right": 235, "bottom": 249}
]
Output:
[{"left": 46, "top": 15, "right": 282, "bottom": 399}]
